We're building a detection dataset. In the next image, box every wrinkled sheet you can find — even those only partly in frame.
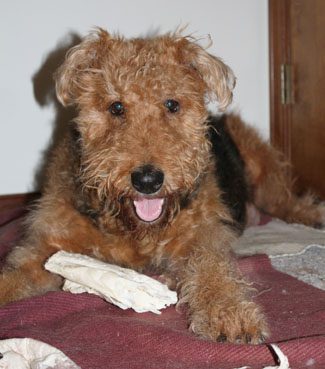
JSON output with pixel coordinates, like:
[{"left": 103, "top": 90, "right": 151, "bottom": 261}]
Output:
[
  {"left": 0, "top": 195, "right": 325, "bottom": 369},
  {"left": 233, "top": 218, "right": 325, "bottom": 256}
]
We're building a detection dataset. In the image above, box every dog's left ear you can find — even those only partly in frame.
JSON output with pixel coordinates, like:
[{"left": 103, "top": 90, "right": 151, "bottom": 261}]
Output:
[{"left": 181, "top": 40, "right": 236, "bottom": 111}]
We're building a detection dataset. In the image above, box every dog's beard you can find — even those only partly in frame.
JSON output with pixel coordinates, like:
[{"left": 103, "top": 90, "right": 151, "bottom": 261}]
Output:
[
  {"left": 93, "top": 188, "right": 194, "bottom": 239},
  {"left": 78, "top": 167, "right": 204, "bottom": 238}
]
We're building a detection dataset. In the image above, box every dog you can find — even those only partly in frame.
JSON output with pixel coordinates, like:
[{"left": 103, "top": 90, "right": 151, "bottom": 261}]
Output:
[{"left": 1, "top": 29, "right": 324, "bottom": 344}]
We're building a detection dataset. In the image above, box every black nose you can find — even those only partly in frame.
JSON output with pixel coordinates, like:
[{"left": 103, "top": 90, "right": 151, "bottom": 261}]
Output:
[{"left": 131, "top": 165, "right": 164, "bottom": 194}]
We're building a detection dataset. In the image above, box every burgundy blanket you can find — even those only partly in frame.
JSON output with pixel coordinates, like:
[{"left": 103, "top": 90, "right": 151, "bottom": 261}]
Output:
[{"left": 0, "top": 195, "right": 324, "bottom": 369}]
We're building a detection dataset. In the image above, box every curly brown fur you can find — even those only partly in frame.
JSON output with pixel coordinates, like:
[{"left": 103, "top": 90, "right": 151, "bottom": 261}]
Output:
[{"left": 1, "top": 29, "right": 324, "bottom": 344}]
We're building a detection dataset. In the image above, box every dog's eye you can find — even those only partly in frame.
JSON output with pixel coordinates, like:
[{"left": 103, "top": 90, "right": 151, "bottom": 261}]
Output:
[
  {"left": 109, "top": 101, "right": 125, "bottom": 116},
  {"left": 164, "top": 99, "right": 180, "bottom": 113}
]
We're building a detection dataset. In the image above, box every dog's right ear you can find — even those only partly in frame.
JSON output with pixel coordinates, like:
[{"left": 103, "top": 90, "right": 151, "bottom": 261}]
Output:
[{"left": 55, "top": 29, "right": 111, "bottom": 107}]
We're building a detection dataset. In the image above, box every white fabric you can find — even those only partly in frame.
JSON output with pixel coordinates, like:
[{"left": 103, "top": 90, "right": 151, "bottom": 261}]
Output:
[
  {"left": 0, "top": 338, "right": 80, "bottom": 369},
  {"left": 233, "top": 219, "right": 325, "bottom": 256},
  {"left": 235, "top": 344, "right": 290, "bottom": 369}
]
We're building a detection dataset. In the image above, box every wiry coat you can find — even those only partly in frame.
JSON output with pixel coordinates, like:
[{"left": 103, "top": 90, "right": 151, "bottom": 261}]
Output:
[{"left": 1, "top": 29, "right": 324, "bottom": 344}]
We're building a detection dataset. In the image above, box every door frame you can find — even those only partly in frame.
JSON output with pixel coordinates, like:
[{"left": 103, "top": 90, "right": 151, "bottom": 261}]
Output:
[{"left": 269, "top": 0, "right": 292, "bottom": 162}]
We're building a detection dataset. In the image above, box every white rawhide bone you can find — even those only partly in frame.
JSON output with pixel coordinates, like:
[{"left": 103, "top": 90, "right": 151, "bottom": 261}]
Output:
[{"left": 45, "top": 251, "right": 178, "bottom": 314}]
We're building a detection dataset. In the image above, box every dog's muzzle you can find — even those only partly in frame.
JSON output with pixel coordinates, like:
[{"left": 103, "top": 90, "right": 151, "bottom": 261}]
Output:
[{"left": 131, "top": 165, "right": 165, "bottom": 222}]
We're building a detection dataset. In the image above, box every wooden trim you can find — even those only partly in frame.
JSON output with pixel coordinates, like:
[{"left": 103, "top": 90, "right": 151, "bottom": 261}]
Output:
[
  {"left": 269, "top": 0, "right": 292, "bottom": 162},
  {"left": 0, "top": 192, "right": 40, "bottom": 206}
]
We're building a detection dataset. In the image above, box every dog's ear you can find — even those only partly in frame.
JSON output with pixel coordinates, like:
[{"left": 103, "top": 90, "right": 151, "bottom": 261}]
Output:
[
  {"left": 55, "top": 29, "right": 111, "bottom": 107},
  {"left": 181, "top": 40, "right": 236, "bottom": 111}
]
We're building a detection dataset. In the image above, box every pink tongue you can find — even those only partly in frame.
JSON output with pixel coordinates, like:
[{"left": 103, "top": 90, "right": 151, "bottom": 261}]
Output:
[{"left": 133, "top": 198, "right": 164, "bottom": 222}]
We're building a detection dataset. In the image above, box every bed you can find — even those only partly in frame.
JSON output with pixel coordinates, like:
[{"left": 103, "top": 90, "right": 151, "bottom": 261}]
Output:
[{"left": 0, "top": 194, "right": 324, "bottom": 369}]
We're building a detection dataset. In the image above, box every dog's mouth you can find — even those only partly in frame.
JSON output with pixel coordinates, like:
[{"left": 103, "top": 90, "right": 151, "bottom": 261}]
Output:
[{"left": 133, "top": 197, "right": 165, "bottom": 223}]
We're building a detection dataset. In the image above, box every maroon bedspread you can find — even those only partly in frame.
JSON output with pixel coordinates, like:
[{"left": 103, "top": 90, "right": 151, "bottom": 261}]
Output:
[{"left": 0, "top": 195, "right": 324, "bottom": 369}]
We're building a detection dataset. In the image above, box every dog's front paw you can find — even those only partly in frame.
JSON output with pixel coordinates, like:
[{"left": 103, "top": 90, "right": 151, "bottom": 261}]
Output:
[{"left": 189, "top": 300, "right": 269, "bottom": 344}]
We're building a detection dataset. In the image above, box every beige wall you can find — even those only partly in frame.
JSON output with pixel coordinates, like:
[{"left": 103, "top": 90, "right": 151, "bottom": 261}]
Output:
[{"left": 0, "top": 0, "right": 269, "bottom": 194}]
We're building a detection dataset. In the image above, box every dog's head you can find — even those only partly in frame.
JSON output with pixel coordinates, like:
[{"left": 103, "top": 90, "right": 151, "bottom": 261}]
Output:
[{"left": 55, "top": 28, "right": 235, "bottom": 230}]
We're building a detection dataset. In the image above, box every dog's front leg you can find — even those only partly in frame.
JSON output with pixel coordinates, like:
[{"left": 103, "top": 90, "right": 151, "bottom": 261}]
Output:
[
  {"left": 0, "top": 257, "right": 62, "bottom": 306},
  {"left": 178, "top": 225, "right": 269, "bottom": 344}
]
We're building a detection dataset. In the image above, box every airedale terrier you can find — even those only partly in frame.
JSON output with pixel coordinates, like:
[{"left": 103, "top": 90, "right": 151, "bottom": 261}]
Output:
[{"left": 1, "top": 29, "right": 324, "bottom": 344}]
